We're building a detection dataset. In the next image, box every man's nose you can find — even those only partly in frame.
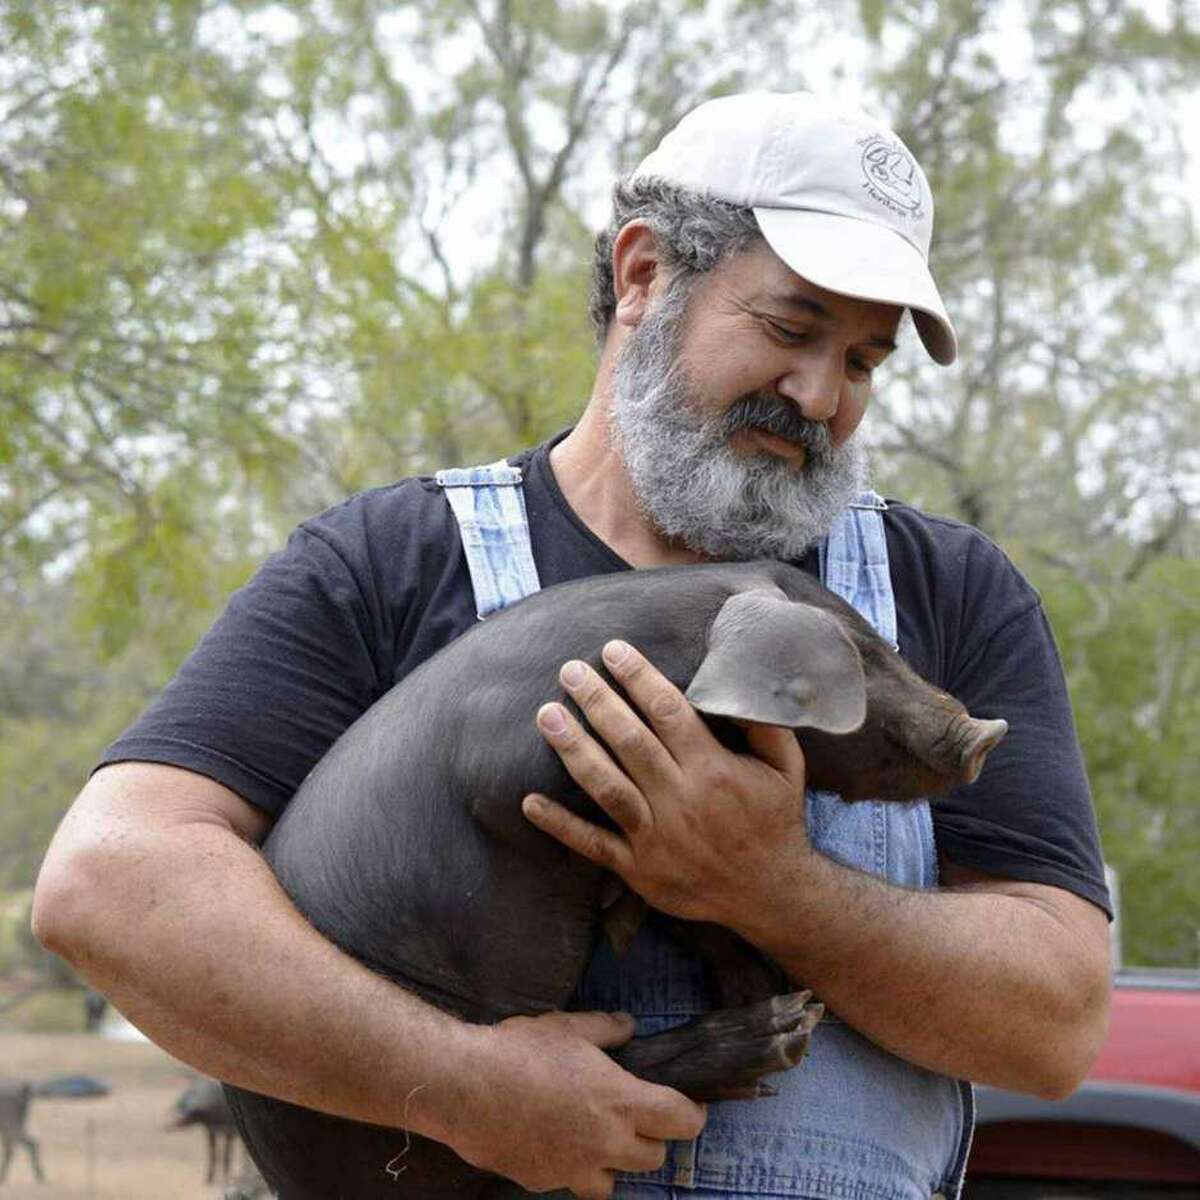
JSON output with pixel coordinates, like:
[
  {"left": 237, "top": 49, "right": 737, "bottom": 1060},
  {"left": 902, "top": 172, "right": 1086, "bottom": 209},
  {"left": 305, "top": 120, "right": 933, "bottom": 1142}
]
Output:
[{"left": 775, "top": 355, "right": 843, "bottom": 423}]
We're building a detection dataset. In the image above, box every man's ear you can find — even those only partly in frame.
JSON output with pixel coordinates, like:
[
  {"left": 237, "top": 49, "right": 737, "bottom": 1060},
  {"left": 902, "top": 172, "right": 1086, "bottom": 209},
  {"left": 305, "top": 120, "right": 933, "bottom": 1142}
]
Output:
[{"left": 612, "top": 220, "right": 663, "bottom": 328}]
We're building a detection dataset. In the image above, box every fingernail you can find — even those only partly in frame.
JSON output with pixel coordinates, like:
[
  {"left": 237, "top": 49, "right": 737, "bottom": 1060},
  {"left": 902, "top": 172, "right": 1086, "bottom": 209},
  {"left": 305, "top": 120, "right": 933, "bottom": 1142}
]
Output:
[
  {"left": 602, "top": 640, "right": 630, "bottom": 666},
  {"left": 560, "top": 660, "right": 586, "bottom": 687},
  {"left": 538, "top": 703, "right": 567, "bottom": 734}
]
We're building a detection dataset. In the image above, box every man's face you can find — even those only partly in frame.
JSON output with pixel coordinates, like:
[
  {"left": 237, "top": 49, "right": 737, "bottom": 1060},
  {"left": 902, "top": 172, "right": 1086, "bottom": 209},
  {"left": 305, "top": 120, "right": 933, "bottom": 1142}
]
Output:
[{"left": 609, "top": 242, "right": 902, "bottom": 561}]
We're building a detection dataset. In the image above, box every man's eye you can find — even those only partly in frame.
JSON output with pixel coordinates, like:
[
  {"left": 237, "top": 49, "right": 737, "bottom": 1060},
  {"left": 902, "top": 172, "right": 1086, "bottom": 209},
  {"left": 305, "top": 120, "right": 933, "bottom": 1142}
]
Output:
[
  {"left": 848, "top": 357, "right": 876, "bottom": 378},
  {"left": 766, "top": 320, "right": 807, "bottom": 343}
]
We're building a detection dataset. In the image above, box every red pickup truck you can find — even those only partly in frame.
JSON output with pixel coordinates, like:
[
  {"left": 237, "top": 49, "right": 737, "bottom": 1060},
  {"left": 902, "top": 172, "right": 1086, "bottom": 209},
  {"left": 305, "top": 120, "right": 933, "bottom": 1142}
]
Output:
[{"left": 968, "top": 967, "right": 1200, "bottom": 1197}]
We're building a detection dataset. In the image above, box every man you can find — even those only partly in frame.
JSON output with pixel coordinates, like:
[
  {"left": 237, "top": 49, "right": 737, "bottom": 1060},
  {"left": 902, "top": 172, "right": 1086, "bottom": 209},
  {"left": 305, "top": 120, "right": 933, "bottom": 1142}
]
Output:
[{"left": 33, "top": 93, "right": 1111, "bottom": 1199}]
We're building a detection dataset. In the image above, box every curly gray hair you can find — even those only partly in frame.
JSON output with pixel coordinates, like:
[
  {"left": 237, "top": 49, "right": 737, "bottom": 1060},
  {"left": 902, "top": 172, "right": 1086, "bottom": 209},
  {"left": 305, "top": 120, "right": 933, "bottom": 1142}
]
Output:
[{"left": 587, "top": 177, "right": 763, "bottom": 340}]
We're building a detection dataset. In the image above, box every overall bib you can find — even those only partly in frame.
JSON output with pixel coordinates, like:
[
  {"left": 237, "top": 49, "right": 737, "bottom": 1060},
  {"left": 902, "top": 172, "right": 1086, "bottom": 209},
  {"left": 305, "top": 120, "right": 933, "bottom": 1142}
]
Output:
[{"left": 437, "top": 463, "right": 972, "bottom": 1200}]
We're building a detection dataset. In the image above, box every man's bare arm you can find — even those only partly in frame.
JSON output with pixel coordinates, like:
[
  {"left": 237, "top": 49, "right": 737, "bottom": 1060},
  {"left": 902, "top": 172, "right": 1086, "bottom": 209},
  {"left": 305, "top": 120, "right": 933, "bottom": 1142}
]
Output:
[
  {"left": 712, "top": 847, "right": 1110, "bottom": 1097},
  {"left": 522, "top": 641, "right": 1111, "bottom": 1099},
  {"left": 33, "top": 762, "right": 704, "bottom": 1198}
]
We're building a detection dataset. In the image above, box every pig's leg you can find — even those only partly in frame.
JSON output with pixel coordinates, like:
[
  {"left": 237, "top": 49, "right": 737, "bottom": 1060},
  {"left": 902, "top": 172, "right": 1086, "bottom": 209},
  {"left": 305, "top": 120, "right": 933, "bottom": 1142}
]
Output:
[
  {"left": 594, "top": 903, "right": 820, "bottom": 1100},
  {"left": 648, "top": 915, "right": 791, "bottom": 1009},
  {"left": 611, "top": 991, "right": 823, "bottom": 1101}
]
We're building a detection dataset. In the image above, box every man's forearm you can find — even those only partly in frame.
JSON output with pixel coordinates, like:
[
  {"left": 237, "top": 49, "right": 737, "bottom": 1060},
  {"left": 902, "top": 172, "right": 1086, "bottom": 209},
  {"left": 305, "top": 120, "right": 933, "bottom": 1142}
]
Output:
[
  {"left": 720, "top": 844, "right": 1111, "bottom": 1097},
  {"left": 32, "top": 763, "right": 705, "bottom": 1196},
  {"left": 522, "top": 643, "right": 1113, "bottom": 1101},
  {"left": 34, "top": 793, "right": 485, "bottom": 1139}
]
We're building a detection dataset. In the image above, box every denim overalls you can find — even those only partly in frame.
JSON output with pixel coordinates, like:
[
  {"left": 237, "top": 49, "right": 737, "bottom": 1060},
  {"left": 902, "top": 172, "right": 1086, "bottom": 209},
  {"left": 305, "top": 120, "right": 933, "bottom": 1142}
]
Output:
[{"left": 437, "top": 463, "right": 972, "bottom": 1200}]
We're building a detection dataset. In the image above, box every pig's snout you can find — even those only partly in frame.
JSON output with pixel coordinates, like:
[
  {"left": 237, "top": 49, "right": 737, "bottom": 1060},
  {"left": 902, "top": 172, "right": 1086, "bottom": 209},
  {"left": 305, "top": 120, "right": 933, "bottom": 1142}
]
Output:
[{"left": 957, "top": 717, "right": 1008, "bottom": 785}]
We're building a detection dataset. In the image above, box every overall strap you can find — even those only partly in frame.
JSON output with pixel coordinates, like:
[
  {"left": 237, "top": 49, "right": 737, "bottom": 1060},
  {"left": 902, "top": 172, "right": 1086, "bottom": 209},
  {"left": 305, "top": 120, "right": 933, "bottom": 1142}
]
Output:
[
  {"left": 819, "top": 488, "right": 975, "bottom": 1200},
  {"left": 434, "top": 460, "right": 542, "bottom": 619},
  {"left": 817, "top": 489, "right": 898, "bottom": 648}
]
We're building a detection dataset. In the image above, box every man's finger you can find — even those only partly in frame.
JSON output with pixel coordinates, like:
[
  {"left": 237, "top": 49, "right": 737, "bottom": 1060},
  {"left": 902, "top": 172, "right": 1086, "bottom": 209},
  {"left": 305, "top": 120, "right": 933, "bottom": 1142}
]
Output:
[
  {"left": 630, "top": 1085, "right": 708, "bottom": 1142},
  {"left": 611, "top": 1134, "right": 669, "bottom": 1174},
  {"left": 535, "top": 703, "right": 651, "bottom": 835},
  {"left": 572, "top": 1171, "right": 616, "bottom": 1200},
  {"left": 599, "top": 640, "right": 710, "bottom": 760},
  {"left": 522, "top": 793, "right": 632, "bottom": 874},
  {"left": 743, "top": 720, "right": 806, "bottom": 780},
  {"left": 559, "top": 658, "right": 679, "bottom": 788},
  {"left": 535, "top": 1010, "right": 706, "bottom": 1143},
  {"left": 539, "top": 1009, "right": 636, "bottom": 1049}
]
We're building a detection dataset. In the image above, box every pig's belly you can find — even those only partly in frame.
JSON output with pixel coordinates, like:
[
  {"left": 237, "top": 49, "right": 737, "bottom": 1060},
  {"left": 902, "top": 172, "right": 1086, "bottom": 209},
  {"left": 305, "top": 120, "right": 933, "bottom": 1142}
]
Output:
[{"left": 263, "top": 763, "right": 606, "bottom": 1023}]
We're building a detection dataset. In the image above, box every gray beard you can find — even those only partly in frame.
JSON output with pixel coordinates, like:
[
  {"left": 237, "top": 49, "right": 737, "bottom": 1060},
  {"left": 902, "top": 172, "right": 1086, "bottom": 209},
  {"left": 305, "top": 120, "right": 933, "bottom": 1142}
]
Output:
[{"left": 608, "top": 292, "right": 870, "bottom": 562}]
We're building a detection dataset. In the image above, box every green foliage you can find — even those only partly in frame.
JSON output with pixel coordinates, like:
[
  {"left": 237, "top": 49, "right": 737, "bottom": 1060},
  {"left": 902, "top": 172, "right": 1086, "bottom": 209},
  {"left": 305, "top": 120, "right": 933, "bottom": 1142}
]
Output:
[
  {"left": 0, "top": 1, "right": 302, "bottom": 614},
  {"left": 859, "top": 0, "right": 886, "bottom": 41},
  {"left": 0, "top": 986, "right": 87, "bottom": 1033},
  {"left": 1037, "top": 556, "right": 1200, "bottom": 966},
  {"left": 0, "top": 891, "right": 38, "bottom": 973},
  {"left": 859, "top": 0, "right": 1199, "bottom": 553},
  {"left": 0, "top": 575, "right": 162, "bottom": 891}
]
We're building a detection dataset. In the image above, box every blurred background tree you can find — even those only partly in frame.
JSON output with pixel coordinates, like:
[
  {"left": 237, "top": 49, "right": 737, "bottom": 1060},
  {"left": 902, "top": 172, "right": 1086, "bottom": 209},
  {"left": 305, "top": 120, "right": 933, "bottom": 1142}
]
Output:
[{"left": 0, "top": 0, "right": 1196, "bottom": 966}]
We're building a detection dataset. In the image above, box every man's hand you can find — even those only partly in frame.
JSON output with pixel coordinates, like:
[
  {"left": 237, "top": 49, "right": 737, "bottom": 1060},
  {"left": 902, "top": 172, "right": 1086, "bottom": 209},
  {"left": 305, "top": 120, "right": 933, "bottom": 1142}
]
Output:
[
  {"left": 521, "top": 639, "right": 808, "bottom": 927},
  {"left": 521, "top": 643, "right": 1111, "bottom": 1098},
  {"left": 448, "top": 1010, "right": 705, "bottom": 1198}
]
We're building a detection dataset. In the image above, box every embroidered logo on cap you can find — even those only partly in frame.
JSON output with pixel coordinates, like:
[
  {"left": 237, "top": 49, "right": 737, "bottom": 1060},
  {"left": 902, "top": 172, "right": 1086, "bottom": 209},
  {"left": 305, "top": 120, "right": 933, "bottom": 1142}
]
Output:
[{"left": 859, "top": 136, "right": 923, "bottom": 219}]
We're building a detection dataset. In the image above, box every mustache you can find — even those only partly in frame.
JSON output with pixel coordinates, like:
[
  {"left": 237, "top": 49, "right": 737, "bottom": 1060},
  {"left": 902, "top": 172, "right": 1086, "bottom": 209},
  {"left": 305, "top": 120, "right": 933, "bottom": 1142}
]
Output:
[{"left": 715, "top": 394, "right": 833, "bottom": 456}]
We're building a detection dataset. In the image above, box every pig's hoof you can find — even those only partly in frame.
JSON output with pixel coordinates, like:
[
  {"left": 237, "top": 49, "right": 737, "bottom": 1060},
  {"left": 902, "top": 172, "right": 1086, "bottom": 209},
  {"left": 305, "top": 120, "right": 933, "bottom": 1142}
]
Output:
[{"left": 609, "top": 990, "right": 823, "bottom": 1102}]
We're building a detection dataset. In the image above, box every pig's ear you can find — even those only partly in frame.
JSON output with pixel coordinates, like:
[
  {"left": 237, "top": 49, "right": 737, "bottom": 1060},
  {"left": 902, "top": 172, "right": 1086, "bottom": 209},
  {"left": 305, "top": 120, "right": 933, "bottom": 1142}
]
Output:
[{"left": 685, "top": 587, "right": 867, "bottom": 733}]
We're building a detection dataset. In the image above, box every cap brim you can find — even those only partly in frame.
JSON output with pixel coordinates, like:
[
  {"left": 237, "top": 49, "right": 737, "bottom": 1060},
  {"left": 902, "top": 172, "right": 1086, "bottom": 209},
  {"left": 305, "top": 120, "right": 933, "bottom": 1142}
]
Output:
[{"left": 753, "top": 207, "right": 957, "bottom": 365}]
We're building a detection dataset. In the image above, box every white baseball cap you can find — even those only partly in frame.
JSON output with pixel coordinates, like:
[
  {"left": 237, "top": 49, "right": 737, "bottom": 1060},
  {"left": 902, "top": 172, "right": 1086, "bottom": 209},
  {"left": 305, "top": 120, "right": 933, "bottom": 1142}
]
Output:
[{"left": 631, "top": 92, "right": 957, "bottom": 365}]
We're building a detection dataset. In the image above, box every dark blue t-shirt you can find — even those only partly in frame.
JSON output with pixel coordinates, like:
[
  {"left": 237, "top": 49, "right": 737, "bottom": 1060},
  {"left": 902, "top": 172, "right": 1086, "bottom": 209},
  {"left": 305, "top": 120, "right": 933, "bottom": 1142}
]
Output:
[{"left": 100, "top": 433, "right": 1110, "bottom": 915}]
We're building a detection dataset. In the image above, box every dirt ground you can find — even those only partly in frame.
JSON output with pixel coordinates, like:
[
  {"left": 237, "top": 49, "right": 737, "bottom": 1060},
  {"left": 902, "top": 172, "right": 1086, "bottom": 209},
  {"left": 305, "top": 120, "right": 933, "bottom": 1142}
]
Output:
[{"left": 0, "top": 1032, "right": 256, "bottom": 1199}]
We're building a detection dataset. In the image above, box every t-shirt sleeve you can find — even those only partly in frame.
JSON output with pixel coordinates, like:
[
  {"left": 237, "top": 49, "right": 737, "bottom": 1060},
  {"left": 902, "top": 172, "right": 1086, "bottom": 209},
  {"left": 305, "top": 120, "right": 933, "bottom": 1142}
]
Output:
[
  {"left": 930, "top": 545, "right": 1110, "bottom": 916},
  {"left": 97, "top": 520, "right": 390, "bottom": 817}
]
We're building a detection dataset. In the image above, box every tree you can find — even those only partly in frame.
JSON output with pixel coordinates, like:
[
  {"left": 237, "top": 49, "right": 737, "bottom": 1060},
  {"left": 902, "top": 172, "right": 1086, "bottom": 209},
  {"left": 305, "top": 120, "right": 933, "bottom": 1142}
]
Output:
[
  {"left": 0, "top": 0, "right": 831, "bottom": 617},
  {"left": 0, "top": 0, "right": 844, "bottom": 887},
  {"left": 838, "top": 0, "right": 1200, "bottom": 964}
]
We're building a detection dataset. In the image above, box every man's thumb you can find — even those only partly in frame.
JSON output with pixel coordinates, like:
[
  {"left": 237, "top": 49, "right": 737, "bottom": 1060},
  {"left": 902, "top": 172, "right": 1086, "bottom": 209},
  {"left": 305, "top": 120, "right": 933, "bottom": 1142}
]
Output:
[
  {"left": 744, "top": 719, "right": 805, "bottom": 777},
  {"left": 555, "top": 1009, "right": 637, "bottom": 1049}
]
